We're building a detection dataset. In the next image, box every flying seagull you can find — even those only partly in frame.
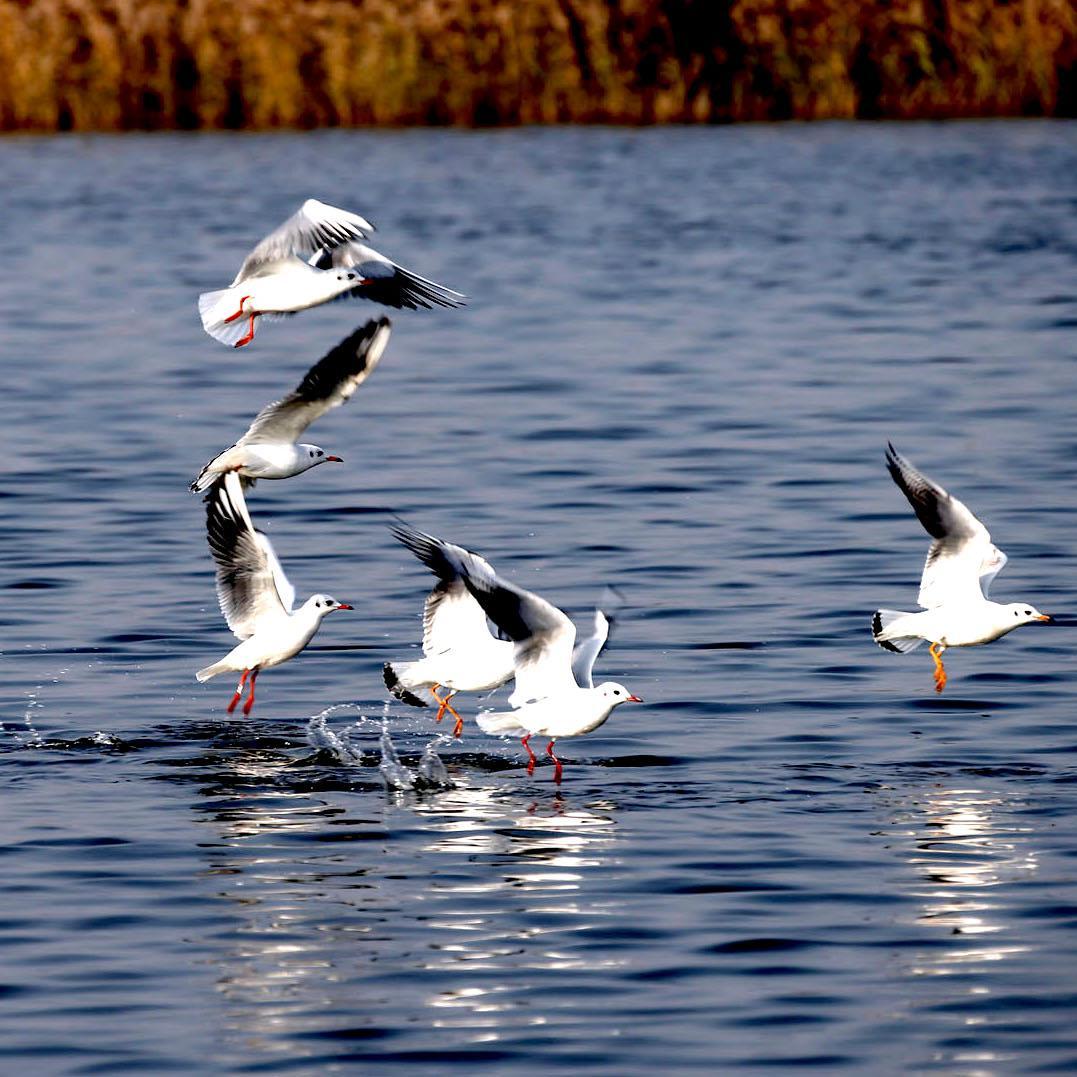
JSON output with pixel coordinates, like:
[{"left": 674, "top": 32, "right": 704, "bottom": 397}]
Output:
[
  {"left": 198, "top": 198, "right": 465, "bottom": 347},
  {"left": 872, "top": 443, "right": 1051, "bottom": 692},
  {"left": 190, "top": 318, "right": 391, "bottom": 492},
  {"left": 196, "top": 473, "right": 352, "bottom": 714}
]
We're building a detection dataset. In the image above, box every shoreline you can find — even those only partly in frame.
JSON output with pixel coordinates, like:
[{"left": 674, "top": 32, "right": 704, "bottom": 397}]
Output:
[{"left": 1, "top": 0, "right": 1073, "bottom": 134}]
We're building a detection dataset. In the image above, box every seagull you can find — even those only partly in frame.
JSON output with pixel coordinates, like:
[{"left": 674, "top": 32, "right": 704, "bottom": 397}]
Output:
[
  {"left": 198, "top": 198, "right": 466, "bottom": 347},
  {"left": 382, "top": 523, "right": 624, "bottom": 739},
  {"left": 872, "top": 443, "right": 1051, "bottom": 692},
  {"left": 190, "top": 318, "right": 391, "bottom": 493},
  {"left": 196, "top": 472, "right": 352, "bottom": 714},
  {"left": 382, "top": 524, "right": 516, "bottom": 738},
  {"left": 421, "top": 536, "right": 640, "bottom": 783}
]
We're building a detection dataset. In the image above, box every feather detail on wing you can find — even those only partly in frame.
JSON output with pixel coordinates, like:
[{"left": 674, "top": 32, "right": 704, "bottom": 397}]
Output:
[
  {"left": 204, "top": 473, "right": 292, "bottom": 640},
  {"left": 238, "top": 318, "right": 392, "bottom": 446},
  {"left": 389, "top": 523, "right": 499, "bottom": 656},
  {"left": 232, "top": 199, "right": 374, "bottom": 285},
  {"left": 310, "top": 242, "right": 466, "bottom": 310},
  {"left": 885, "top": 443, "right": 1004, "bottom": 608}
]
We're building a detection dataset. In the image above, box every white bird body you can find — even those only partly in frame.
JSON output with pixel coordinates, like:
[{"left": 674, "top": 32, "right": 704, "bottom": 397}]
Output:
[
  {"left": 391, "top": 642, "right": 516, "bottom": 697},
  {"left": 197, "top": 595, "right": 336, "bottom": 681},
  {"left": 198, "top": 198, "right": 464, "bottom": 347},
  {"left": 477, "top": 682, "right": 637, "bottom": 741},
  {"left": 197, "top": 473, "right": 351, "bottom": 714},
  {"left": 190, "top": 319, "right": 391, "bottom": 492},
  {"left": 872, "top": 444, "right": 1050, "bottom": 691},
  {"left": 875, "top": 601, "right": 1041, "bottom": 650}
]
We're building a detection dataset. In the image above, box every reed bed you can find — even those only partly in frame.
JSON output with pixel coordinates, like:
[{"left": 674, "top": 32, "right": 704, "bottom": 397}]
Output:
[{"left": 0, "top": 0, "right": 1074, "bottom": 131}]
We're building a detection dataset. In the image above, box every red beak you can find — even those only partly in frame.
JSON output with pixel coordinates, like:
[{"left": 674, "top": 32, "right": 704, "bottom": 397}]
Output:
[
  {"left": 626, "top": 694, "right": 643, "bottom": 703},
  {"left": 326, "top": 455, "right": 343, "bottom": 463},
  {"left": 336, "top": 603, "right": 354, "bottom": 611}
]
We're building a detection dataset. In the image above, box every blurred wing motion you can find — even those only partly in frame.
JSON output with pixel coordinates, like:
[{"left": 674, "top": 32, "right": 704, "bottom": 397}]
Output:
[
  {"left": 233, "top": 198, "right": 374, "bottom": 284},
  {"left": 310, "top": 242, "right": 466, "bottom": 311}
]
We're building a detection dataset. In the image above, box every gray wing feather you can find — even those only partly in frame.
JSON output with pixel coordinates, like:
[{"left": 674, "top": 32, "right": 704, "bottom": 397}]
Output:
[
  {"left": 240, "top": 318, "right": 392, "bottom": 445},
  {"left": 232, "top": 199, "right": 374, "bottom": 285},
  {"left": 204, "top": 473, "right": 291, "bottom": 639}
]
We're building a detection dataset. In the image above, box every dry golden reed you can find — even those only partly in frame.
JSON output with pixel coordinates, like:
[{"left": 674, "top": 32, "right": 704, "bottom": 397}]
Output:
[{"left": 0, "top": 0, "right": 1074, "bottom": 130}]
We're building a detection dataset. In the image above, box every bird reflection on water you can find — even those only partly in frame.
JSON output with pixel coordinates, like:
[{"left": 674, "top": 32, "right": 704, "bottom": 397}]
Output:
[{"left": 186, "top": 743, "right": 625, "bottom": 1065}]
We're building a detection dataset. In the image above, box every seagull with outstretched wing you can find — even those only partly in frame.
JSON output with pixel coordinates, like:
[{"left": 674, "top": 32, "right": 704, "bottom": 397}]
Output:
[
  {"left": 420, "top": 536, "right": 640, "bottom": 783},
  {"left": 191, "top": 319, "right": 391, "bottom": 492},
  {"left": 198, "top": 198, "right": 464, "bottom": 347},
  {"left": 872, "top": 443, "right": 1051, "bottom": 692},
  {"left": 196, "top": 473, "right": 352, "bottom": 715}
]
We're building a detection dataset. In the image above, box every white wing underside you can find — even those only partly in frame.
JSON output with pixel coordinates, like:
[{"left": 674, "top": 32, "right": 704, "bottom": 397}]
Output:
[
  {"left": 508, "top": 624, "right": 578, "bottom": 708},
  {"left": 570, "top": 609, "right": 610, "bottom": 689},
  {"left": 918, "top": 537, "right": 1007, "bottom": 608},
  {"left": 423, "top": 584, "right": 496, "bottom": 657},
  {"left": 214, "top": 473, "right": 295, "bottom": 640}
]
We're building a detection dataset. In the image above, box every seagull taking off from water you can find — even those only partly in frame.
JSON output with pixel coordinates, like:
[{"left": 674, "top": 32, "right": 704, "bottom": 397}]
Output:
[
  {"left": 383, "top": 524, "right": 623, "bottom": 740},
  {"left": 190, "top": 318, "right": 391, "bottom": 493},
  {"left": 426, "top": 537, "right": 640, "bottom": 783},
  {"left": 872, "top": 443, "right": 1051, "bottom": 692},
  {"left": 199, "top": 198, "right": 465, "bottom": 347},
  {"left": 196, "top": 473, "right": 352, "bottom": 714},
  {"left": 383, "top": 524, "right": 516, "bottom": 737}
]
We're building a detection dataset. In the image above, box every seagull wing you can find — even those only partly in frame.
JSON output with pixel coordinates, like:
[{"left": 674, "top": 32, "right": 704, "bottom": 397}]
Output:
[
  {"left": 310, "top": 242, "right": 467, "bottom": 310},
  {"left": 390, "top": 524, "right": 501, "bottom": 657},
  {"left": 239, "top": 318, "right": 392, "bottom": 446},
  {"left": 886, "top": 443, "right": 1004, "bottom": 608},
  {"left": 571, "top": 585, "right": 624, "bottom": 688},
  {"left": 205, "top": 473, "right": 293, "bottom": 640},
  {"left": 449, "top": 546, "right": 577, "bottom": 706},
  {"left": 231, "top": 199, "right": 375, "bottom": 285}
]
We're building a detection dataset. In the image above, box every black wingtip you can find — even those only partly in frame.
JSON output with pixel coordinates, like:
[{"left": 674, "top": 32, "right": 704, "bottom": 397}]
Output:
[
  {"left": 871, "top": 610, "right": 904, "bottom": 653},
  {"left": 382, "top": 662, "right": 428, "bottom": 708}
]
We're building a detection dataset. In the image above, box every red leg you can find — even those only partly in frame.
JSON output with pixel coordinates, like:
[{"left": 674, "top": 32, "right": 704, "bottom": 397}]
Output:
[
  {"left": 440, "top": 694, "right": 464, "bottom": 738},
  {"left": 546, "top": 740, "right": 563, "bottom": 785},
  {"left": 521, "top": 734, "right": 537, "bottom": 775},
  {"left": 929, "top": 643, "right": 947, "bottom": 694},
  {"left": 226, "top": 669, "right": 249, "bottom": 714},
  {"left": 233, "top": 312, "right": 257, "bottom": 348},
  {"left": 223, "top": 295, "right": 252, "bottom": 323},
  {"left": 242, "top": 669, "right": 259, "bottom": 716},
  {"left": 431, "top": 683, "right": 448, "bottom": 723}
]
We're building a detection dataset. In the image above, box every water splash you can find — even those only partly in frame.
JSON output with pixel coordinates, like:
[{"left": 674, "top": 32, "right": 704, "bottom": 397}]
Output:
[
  {"left": 307, "top": 704, "right": 368, "bottom": 766},
  {"left": 379, "top": 723, "right": 415, "bottom": 790},
  {"left": 417, "top": 736, "right": 454, "bottom": 791}
]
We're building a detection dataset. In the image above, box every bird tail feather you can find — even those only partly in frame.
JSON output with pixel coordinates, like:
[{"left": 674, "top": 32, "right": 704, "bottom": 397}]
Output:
[
  {"left": 383, "top": 662, "right": 428, "bottom": 708},
  {"left": 196, "top": 660, "right": 229, "bottom": 682},
  {"left": 872, "top": 609, "right": 925, "bottom": 653},
  {"left": 475, "top": 708, "right": 528, "bottom": 738},
  {"left": 198, "top": 288, "right": 252, "bottom": 346}
]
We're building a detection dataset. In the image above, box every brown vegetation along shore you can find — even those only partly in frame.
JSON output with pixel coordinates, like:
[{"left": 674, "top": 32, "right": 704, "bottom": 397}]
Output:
[{"left": 0, "top": 0, "right": 1074, "bottom": 131}]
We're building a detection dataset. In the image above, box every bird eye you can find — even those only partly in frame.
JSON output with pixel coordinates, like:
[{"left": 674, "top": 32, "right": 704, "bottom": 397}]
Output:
[
  {"left": 1025, "top": 609, "right": 1031, "bottom": 615},
  {"left": 613, "top": 689, "right": 621, "bottom": 696}
]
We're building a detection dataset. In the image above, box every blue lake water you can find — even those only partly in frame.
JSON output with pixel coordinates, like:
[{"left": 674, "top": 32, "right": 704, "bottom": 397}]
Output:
[{"left": 2, "top": 122, "right": 1077, "bottom": 1074}]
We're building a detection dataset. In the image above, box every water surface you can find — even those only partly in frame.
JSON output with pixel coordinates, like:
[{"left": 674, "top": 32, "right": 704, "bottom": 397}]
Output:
[{"left": 2, "top": 123, "right": 1077, "bottom": 1074}]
